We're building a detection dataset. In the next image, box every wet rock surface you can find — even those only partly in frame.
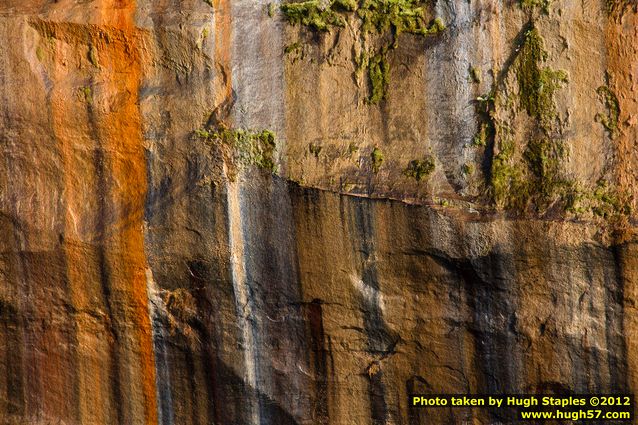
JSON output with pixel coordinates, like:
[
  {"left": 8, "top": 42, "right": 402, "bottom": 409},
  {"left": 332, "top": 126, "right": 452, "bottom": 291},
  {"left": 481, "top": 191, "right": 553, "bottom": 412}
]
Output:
[{"left": 0, "top": 1, "right": 637, "bottom": 424}]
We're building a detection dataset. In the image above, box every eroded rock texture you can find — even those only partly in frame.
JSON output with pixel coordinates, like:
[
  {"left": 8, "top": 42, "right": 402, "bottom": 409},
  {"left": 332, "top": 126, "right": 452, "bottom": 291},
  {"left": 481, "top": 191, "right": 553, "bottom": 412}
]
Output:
[{"left": 0, "top": 0, "right": 637, "bottom": 424}]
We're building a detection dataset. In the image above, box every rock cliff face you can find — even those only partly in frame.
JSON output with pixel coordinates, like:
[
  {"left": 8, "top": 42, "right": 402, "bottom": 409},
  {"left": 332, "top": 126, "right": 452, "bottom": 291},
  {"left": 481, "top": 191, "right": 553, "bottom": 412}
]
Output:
[{"left": 0, "top": 1, "right": 637, "bottom": 424}]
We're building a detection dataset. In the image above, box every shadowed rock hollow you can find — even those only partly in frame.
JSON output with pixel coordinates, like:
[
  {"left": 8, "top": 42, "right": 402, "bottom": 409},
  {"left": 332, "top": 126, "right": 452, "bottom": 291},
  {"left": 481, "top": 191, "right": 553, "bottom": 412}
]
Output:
[{"left": 0, "top": 0, "right": 637, "bottom": 424}]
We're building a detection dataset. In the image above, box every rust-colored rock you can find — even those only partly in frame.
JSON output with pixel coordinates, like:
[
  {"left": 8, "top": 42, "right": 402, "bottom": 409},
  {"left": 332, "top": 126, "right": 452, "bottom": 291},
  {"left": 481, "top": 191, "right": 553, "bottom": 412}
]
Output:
[{"left": 0, "top": 1, "right": 636, "bottom": 424}]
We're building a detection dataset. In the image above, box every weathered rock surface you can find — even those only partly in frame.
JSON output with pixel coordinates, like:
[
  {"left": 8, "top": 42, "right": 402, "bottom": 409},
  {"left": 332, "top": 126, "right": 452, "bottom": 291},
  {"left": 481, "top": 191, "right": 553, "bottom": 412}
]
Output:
[{"left": 0, "top": 0, "right": 637, "bottom": 424}]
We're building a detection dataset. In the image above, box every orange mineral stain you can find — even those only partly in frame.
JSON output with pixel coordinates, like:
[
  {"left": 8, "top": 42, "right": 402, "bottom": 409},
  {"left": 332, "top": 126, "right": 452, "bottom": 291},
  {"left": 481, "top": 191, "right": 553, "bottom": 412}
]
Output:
[
  {"left": 605, "top": 10, "right": 638, "bottom": 239},
  {"left": 604, "top": 6, "right": 638, "bottom": 403},
  {"left": 37, "top": 0, "right": 158, "bottom": 423}
]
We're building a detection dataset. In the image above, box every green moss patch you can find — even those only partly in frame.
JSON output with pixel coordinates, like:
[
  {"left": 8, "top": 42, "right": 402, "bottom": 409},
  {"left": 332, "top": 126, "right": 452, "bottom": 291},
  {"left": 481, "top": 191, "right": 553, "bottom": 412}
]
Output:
[
  {"left": 198, "top": 127, "right": 278, "bottom": 176},
  {"left": 521, "top": 0, "right": 551, "bottom": 14},
  {"left": 491, "top": 138, "right": 525, "bottom": 209},
  {"left": 489, "top": 128, "right": 571, "bottom": 212},
  {"left": 371, "top": 147, "right": 384, "bottom": 173},
  {"left": 469, "top": 66, "right": 482, "bottom": 84},
  {"left": 367, "top": 51, "right": 390, "bottom": 104},
  {"left": 404, "top": 157, "right": 435, "bottom": 181},
  {"left": 79, "top": 86, "right": 93, "bottom": 104},
  {"left": 358, "top": 0, "right": 445, "bottom": 36},
  {"left": 565, "top": 179, "right": 631, "bottom": 219},
  {"left": 472, "top": 122, "right": 491, "bottom": 147},
  {"left": 516, "top": 28, "right": 568, "bottom": 131},
  {"left": 88, "top": 45, "right": 99, "bottom": 67},
  {"left": 523, "top": 137, "right": 568, "bottom": 200},
  {"left": 595, "top": 85, "right": 620, "bottom": 139},
  {"left": 309, "top": 143, "right": 323, "bottom": 157},
  {"left": 474, "top": 23, "right": 630, "bottom": 222},
  {"left": 280, "top": 0, "right": 349, "bottom": 31},
  {"left": 279, "top": 0, "right": 445, "bottom": 104}
]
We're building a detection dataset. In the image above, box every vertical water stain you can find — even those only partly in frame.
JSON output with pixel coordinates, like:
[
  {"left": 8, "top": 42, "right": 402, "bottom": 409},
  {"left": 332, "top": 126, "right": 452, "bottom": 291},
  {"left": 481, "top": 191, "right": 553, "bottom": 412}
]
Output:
[
  {"left": 33, "top": 2, "right": 159, "bottom": 421},
  {"left": 351, "top": 199, "right": 395, "bottom": 425},
  {"left": 307, "top": 299, "right": 330, "bottom": 424},
  {"left": 607, "top": 244, "right": 629, "bottom": 392}
]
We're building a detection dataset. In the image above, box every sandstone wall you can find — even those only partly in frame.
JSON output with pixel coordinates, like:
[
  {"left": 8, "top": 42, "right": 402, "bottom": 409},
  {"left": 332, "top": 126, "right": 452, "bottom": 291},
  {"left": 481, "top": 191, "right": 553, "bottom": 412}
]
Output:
[{"left": 0, "top": 1, "right": 636, "bottom": 424}]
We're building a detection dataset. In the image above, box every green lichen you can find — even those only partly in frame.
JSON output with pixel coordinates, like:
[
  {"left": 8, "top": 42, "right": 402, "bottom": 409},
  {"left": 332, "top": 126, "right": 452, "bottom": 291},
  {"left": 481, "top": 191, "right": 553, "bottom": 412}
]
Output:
[
  {"left": 523, "top": 137, "right": 568, "bottom": 200},
  {"left": 198, "top": 127, "right": 278, "bottom": 174},
  {"left": 357, "top": 1, "right": 445, "bottom": 103},
  {"left": 358, "top": 0, "right": 445, "bottom": 36},
  {"left": 462, "top": 163, "right": 475, "bottom": 175},
  {"left": 36, "top": 46, "right": 45, "bottom": 62},
  {"left": 284, "top": 42, "right": 302, "bottom": 54},
  {"left": 490, "top": 132, "right": 571, "bottom": 211},
  {"left": 565, "top": 179, "right": 631, "bottom": 219},
  {"left": 268, "top": 2, "right": 277, "bottom": 18},
  {"left": 487, "top": 26, "right": 574, "bottom": 212},
  {"left": 404, "top": 157, "right": 435, "bottom": 181},
  {"left": 472, "top": 122, "right": 490, "bottom": 147},
  {"left": 432, "top": 197, "right": 450, "bottom": 207},
  {"left": 476, "top": 92, "right": 495, "bottom": 111},
  {"left": 333, "top": 0, "right": 358, "bottom": 10},
  {"left": 88, "top": 45, "right": 99, "bottom": 67},
  {"left": 490, "top": 138, "right": 528, "bottom": 209},
  {"left": 79, "top": 86, "right": 93, "bottom": 104},
  {"left": 591, "top": 179, "right": 624, "bottom": 218},
  {"left": 521, "top": 0, "right": 551, "bottom": 13},
  {"left": 309, "top": 143, "right": 323, "bottom": 157},
  {"left": 489, "top": 133, "right": 626, "bottom": 216},
  {"left": 469, "top": 66, "right": 482, "bottom": 84},
  {"left": 348, "top": 142, "right": 359, "bottom": 155},
  {"left": 284, "top": 42, "right": 305, "bottom": 63},
  {"left": 517, "top": 28, "right": 568, "bottom": 131},
  {"left": 484, "top": 25, "right": 630, "bottom": 220},
  {"left": 280, "top": 0, "right": 348, "bottom": 31},
  {"left": 595, "top": 85, "right": 620, "bottom": 139},
  {"left": 280, "top": 0, "right": 445, "bottom": 104},
  {"left": 472, "top": 91, "right": 496, "bottom": 151},
  {"left": 342, "top": 182, "right": 357, "bottom": 191},
  {"left": 371, "top": 147, "right": 384, "bottom": 173},
  {"left": 368, "top": 51, "right": 390, "bottom": 104},
  {"left": 283, "top": 0, "right": 438, "bottom": 35}
]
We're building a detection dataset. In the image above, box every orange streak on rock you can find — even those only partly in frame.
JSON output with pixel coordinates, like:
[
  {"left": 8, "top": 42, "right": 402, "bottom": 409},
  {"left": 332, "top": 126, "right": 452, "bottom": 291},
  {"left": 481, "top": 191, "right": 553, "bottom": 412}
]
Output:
[
  {"left": 100, "top": 2, "right": 159, "bottom": 424},
  {"left": 605, "top": 8, "right": 638, "bottom": 403},
  {"left": 39, "top": 0, "right": 159, "bottom": 423},
  {"left": 605, "top": 12, "right": 638, "bottom": 241}
]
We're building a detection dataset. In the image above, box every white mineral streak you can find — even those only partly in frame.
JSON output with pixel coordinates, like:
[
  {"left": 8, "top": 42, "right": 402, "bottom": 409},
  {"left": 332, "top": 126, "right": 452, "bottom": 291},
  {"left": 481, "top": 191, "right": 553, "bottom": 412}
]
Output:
[
  {"left": 146, "top": 268, "right": 175, "bottom": 425},
  {"left": 226, "top": 172, "right": 260, "bottom": 425}
]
